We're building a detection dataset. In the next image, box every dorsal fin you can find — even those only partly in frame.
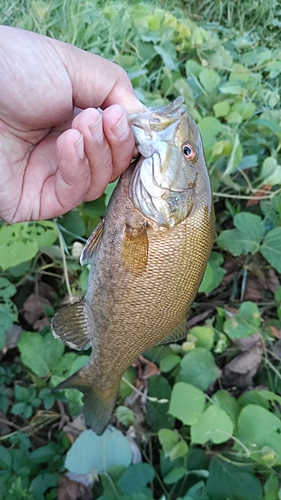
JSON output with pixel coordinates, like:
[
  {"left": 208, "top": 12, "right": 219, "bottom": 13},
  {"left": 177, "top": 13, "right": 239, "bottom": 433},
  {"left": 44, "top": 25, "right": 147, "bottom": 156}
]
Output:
[{"left": 80, "top": 219, "right": 104, "bottom": 265}]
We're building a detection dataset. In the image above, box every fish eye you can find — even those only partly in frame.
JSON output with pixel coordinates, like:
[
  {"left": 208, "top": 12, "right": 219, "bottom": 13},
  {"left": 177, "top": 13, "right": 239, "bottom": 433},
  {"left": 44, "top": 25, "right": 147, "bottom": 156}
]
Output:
[{"left": 183, "top": 143, "right": 196, "bottom": 161}]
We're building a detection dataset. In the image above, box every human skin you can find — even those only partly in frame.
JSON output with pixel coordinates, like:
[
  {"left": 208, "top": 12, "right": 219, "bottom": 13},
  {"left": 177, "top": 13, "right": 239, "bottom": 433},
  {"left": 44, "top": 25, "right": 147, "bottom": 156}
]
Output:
[{"left": 0, "top": 26, "right": 146, "bottom": 223}]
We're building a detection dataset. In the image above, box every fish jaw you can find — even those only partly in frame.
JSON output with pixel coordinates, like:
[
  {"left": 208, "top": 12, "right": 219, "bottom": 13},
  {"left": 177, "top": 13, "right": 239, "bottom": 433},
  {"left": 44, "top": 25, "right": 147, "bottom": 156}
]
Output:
[{"left": 129, "top": 96, "right": 212, "bottom": 229}]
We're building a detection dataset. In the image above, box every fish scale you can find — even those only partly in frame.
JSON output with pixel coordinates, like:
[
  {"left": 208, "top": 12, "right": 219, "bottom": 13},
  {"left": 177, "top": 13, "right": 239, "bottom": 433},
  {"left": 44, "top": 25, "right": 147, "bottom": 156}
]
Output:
[{"left": 51, "top": 96, "right": 214, "bottom": 435}]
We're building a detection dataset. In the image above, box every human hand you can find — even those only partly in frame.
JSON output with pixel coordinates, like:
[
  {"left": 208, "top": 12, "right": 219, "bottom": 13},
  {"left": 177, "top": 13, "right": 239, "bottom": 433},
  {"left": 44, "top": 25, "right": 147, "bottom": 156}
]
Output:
[{"left": 0, "top": 26, "right": 145, "bottom": 223}]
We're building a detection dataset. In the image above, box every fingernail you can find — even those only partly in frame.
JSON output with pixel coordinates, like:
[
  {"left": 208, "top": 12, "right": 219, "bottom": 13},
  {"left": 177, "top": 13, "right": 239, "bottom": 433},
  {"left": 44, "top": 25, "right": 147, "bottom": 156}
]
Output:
[
  {"left": 89, "top": 114, "right": 103, "bottom": 142},
  {"left": 75, "top": 134, "right": 84, "bottom": 160},
  {"left": 110, "top": 113, "right": 130, "bottom": 140}
]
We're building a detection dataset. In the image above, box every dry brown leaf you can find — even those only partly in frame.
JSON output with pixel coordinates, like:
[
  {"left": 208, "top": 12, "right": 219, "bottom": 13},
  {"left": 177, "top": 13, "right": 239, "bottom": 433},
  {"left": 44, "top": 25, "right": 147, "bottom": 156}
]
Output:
[
  {"left": 23, "top": 294, "right": 51, "bottom": 326},
  {"left": 58, "top": 475, "right": 93, "bottom": 500}
]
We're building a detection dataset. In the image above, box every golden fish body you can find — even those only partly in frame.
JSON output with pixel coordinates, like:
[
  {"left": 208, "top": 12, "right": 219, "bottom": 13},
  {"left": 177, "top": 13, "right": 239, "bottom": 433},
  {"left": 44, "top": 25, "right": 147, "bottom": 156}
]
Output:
[{"left": 51, "top": 97, "right": 214, "bottom": 435}]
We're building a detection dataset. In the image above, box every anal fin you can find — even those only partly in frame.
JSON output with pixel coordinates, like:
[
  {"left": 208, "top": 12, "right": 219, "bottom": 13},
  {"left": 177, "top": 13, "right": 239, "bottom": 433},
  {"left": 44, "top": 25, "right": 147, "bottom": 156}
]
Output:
[
  {"left": 160, "top": 317, "right": 187, "bottom": 344},
  {"left": 51, "top": 297, "right": 92, "bottom": 350}
]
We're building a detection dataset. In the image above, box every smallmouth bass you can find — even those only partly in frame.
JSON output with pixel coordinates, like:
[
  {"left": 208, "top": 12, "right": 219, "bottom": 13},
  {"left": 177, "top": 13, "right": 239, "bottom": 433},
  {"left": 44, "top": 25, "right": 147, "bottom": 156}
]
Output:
[{"left": 51, "top": 96, "right": 214, "bottom": 435}]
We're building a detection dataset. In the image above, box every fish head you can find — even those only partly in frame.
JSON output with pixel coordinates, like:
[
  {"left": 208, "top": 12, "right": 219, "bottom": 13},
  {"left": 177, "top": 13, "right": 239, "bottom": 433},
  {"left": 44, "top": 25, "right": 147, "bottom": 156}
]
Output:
[{"left": 129, "top": 96, "right": 211, "bottom": 228}]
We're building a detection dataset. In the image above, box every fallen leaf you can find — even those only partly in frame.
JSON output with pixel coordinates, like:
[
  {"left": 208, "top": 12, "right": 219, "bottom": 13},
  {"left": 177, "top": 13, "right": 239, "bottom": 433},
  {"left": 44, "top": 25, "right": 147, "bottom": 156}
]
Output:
[
  {"left": 23, "top": 294, "right": 51, "bottom": 326},
  {"left": 58, "top": 474, "right": 93, "bottom": 500}
]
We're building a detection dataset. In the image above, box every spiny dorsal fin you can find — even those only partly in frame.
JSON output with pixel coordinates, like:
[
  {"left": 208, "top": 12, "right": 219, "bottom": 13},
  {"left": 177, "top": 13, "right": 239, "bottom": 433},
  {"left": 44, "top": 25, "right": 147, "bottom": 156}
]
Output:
[
  {"left": 51, "top": 297, "right": 92, "bottom": 350},
  {"left": 121, "top": 220, "right": 148, "bottom": 275},
  {"left": 160, "top": 317, "right": 187, "bottom": 344},
  {"left": 80, "top": 219, "right": 104, "bottom": 265}
]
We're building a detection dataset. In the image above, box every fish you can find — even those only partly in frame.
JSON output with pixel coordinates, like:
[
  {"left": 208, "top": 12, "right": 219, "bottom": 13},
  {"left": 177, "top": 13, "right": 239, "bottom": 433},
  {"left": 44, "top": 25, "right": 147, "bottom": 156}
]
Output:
[{"left": 51, "top": 96, "right": 214, "bottom": 436}]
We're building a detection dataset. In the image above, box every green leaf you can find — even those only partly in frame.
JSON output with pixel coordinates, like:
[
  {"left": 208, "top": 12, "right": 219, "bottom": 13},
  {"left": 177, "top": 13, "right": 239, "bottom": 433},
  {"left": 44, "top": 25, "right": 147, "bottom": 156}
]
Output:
[
  {"left": 199, "top": 68, "right": 220, "bottom": 92},
  {"left": 0, "top": 223, "right": 38, "bottom": 270},
  {"left": 146, "top": 375, "right": 174, "bottom": 431},
  {"left": 199, "top": 252, "right": 225, "bottom": 295},
  {"left": 211, "top": 390, "right": 240, "bottom": 424},
  {"left": 191, "top": 405, "right": 234, "bottom": 444},
  {"left": 187, "top": 326, "right": 215, "bottom": 350},
  {"left": 160, "top": 354, "right": 180, "bottom": 372},
  {"left": 169, "top": 382, "right": 205, "bottom": 425},
  {"left": 27, "top": 221, "right": 58, "bottom": 248},
  {"left": 0, "top": 278, "right": 16, "bottom": 300},
  {"left": 206, "top": 457, "right": 262, "bottom": 500},
  {"left": 158, "top": 428, "right": 178, "bottom": 455},
  {"left": 0, "top": 446, "right": 12, "bottom": 469},
  {"left": 18, "top": 331, "right": 65, "bottom": 377},
  {"left": 224, "top": 301, "right": 260, "bottom": 338},
  {"left": 117, "top": 463, "right": 155, "bottom": 496},
  {"left": 260, "top": 227, "right": 281, "bottom": 272},
  {"left": 213, "top": 100, "right": 230, "bottom": 118},
  {"left": 236, "top": 405, "right": 281, "bottom": 465},
  {"left": 115, "top": 406, "right": 135, "bottom": 426},
  {"left": 217, "top": 212, "right": 264, "bottom": 256},
  {"left": 178, "top": 348, "right": 218, "bottom": 391},
  {"left": 164, "top": 466, "right": 186, "bottom": 485},
  {"left": 65, "top": 427, "right": 132, "bottom": 474}
]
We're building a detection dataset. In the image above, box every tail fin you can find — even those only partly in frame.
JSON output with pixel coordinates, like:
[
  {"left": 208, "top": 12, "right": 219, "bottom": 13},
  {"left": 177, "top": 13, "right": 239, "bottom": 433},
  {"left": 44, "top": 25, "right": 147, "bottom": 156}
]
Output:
[{"left": 57, "top": 367, "right": 119, "bottom": 436}]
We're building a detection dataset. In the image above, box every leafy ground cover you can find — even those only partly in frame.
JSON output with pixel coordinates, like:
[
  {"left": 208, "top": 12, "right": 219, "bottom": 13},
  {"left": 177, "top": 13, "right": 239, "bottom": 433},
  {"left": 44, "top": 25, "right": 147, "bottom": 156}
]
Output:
[{"left": 1, "top": 0, "right": 281, "bottom": 498}]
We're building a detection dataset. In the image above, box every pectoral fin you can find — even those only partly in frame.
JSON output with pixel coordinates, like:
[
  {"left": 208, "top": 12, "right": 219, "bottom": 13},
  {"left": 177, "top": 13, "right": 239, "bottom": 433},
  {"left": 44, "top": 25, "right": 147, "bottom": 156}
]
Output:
[
  {"left": 51, "top": 298, "right": 92, "bottom": 350},
  {"left": 160, "top": 317, "right": 187, "bottom": 344},
  {"left": 121, "top": 220, "right": 148, "bottom": 274},
  {"left": 80, "top": 219, "right": 104, "bottom": 265}
]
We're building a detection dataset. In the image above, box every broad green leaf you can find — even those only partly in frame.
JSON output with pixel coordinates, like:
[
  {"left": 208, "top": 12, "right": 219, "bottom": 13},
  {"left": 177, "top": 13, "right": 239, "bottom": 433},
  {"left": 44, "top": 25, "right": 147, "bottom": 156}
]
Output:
[
  {"left": 213, "top": 100, "right": 230, "bottom": 118},
  {"left": 18, "top": 331, "right": 65, "bottom": 377},
  {"left": 186, "top": 481, "right": 210, "bottom": 499},
  {"left": 0, "top": 446, "right": 12, "bottom": 469},
  {"left": 206, "top": 457, "right": 262, "bottom": 500},
  {"left": 160, "top": 354, "right": 180, "bottom": 372},
  {"left": 115, "top": 406, "right": 135, "bottom": 427},
  {"left": 231, "top": 101, "right": 256, "bottom": 120},
  {"left": 217, "top": 212, "right": 264, "bottom": 256},
  {"left": 236, "top": 405, "right": 281, "bottom": 465},
  {"left": 191, "top": 405, "right": 234, "bottom": 444},
  {"left": 0, "top": 301, "right": 17, "bottom": 334},
  {"left": 169, "top": 382, "right": 205, "bottom": 425},
  {"left": 158, "top": 429, "right": 179, "bottom": 455},
  {"left": 187, "top": 326, "right": 214, "bottom": 350},
  {"left": 260, "top": 157, "right": 281, "bottom": 185},
  {"left": 260, "top": 227, "right": 281, "bottom": 272},
  {"left": 199, "top": 68, "right": 220, "bottom": 92},
  {"left": 154, "top": 42, "right": 178, "bottom": 71},
  {"left": 0, "top": 223, "right": 38, "bottom": 270},
  {"left": 211, "top": 390, "right": 240, "bottom": 424},
  {"left": 65, "top": 428, "right": 132, "bottom": 474},
  {"left": 117, "top": 463, "right": 155, "bottom": 496},
  {"left": 226, "top": 111, "right": 242, "bottom": 124},
  {"left": 27, "top": 221, "right": 58, "bottom": 248},
  {"left": 199, "top": 252, "right": 225, "bottom": 295},
  {"left": 0, "top": 278, "right": 16, "bottom": 300},
  {"left": 224, "top": 301, "right": 260, "bottom": 338},
  {"left": 264, "top": 474, "right": 280, "bottom": 500},
  {"left": 146, "top": 375, "right": 174, "bottom": 431},
  {"left": 163, "top": 466, "right": 186, "bottom": 485},
  {"left": 178, "top": 348, "right": 218, "bottom": 391}
]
